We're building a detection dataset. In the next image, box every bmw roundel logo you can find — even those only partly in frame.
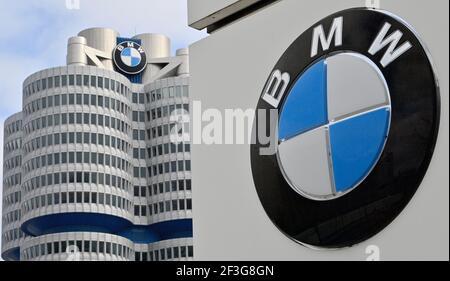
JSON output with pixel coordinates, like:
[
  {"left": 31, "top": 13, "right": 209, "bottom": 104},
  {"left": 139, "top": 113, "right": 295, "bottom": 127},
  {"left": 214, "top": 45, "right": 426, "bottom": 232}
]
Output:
[
  {"left": 113, "top": 41, "right": 147, "bottom": 75},
  {"left": 251, "top": 8, "right": 440, "bottom": 248}
]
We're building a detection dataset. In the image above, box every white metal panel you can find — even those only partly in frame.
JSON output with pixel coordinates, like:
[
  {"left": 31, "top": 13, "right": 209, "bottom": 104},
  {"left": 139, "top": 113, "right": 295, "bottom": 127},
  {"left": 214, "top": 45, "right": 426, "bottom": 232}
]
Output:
[{"left": 190, "top": 0, "right": 449, "bottom": 260}]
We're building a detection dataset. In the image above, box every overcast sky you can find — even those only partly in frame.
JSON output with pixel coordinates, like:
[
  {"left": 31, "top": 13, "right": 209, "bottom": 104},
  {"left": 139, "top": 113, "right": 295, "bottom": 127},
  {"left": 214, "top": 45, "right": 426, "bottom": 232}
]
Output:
[{"left": 0, "top": 0, "right": 206, "bottom": 256}]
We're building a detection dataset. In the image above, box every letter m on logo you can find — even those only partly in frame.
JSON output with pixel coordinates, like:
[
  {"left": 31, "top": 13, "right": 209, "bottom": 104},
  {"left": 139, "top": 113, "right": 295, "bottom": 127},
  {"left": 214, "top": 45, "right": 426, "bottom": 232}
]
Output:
[{"left": 311, "top": 17, "right": 343, "bottom": 58}]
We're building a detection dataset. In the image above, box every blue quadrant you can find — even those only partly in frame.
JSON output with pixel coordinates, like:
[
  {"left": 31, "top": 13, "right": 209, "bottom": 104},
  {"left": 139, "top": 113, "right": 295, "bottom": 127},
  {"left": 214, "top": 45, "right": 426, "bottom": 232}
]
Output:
[
  {"left": 329, "top": 108, "right": 390, "bottom": 192},
  {"left": 131, "top": 57, "right": 141, "bottom": 66},
  {"left": 279, "top": 59, "right": 328, "bottom": 140},
  {"left": 121, "top": 48, "right": 131, "bottom": 56}
]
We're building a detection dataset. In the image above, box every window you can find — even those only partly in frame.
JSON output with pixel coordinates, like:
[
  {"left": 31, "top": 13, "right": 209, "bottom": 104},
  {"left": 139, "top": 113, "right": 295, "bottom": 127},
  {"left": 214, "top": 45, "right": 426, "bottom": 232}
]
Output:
[
  {"left": 47, "top": 155, "right": 53, "bottom": 166},
  {"left": 91, "top": 133, "right": 97, "bottom": 145},
  {"left": 98, "top": 133, "right": 104, "bottom": 145},
  {"left": 172, "top": 200, "right": 178, "bottom": 211},
  {"left": 76, "top": 113, "right": 82, "bottom": 124},
  {"left": 99, "top": 172, "right": 104, "bottom": 184},
  {"left": 61, "top": 75, "right": 67, "bottom": 87},
  {"left": 77, "top": 172, "right": 83, "bottom": 183},
  {"left": 98, "top": 77, "right": 103, "bottom": 88},
  {"left": 69, "top": 192, "right": 75, "bottom": 203},
  {"left": 99, "top": 242, "right": 104, "bottom": 253},
  {"left": 186, "top": 160, "right": 191, "bottom": 171},
  {"left": 76, "top": 75, "right": 82, "bottom": 86},
  {"left": 183, "top": 85, "right": 189, "bottom": 97},
  {"left": 83, "top": 94, "right": 89, "bottom": 105},
  {"left": 48, "top": 77, "right": 54, "bottom": 89},
  {"left": 165, "top": 201, "right": 171, "bottom": 212},
  {"left": 76, "top": 152, "right": 82, "bottom": 163},
  {"left": 55, "top": 76, "right": 60, "bottom": 87},
  {"left": 91, "top": 152, "right": 97, "bottom": 164},
  {"left": 83, "top": 191, "right": 89, "bottom": 203},
  {"left": 54, "top": 153, "right": 60, "bottom": 165},
  {"left": 91, "top": 172, "right": 97, "bottom": 184},
  {"left": 54, "top": 95, "right": 60, "bottom": 106},
  {"left": 69, "top": 75, "right": 75, "bottom": 86},
  {"left": 84, "top": 172, "right": 90, "bottom": 183},
  {"left": 69, "top": 94, "right": 75, "bottom": 105},
  {"left": 179, "top": 199, "right": 185, "bottom": 210},
  {"left": 76, "top": 94, "right": 82, "bottom": 105},
  {"left": 61, "top": 133, "right": 67, "bottom": 144},
  {"left": 76, "top": 192, "right": 82, "bottom": 203},
  {"left": 187, "top": 199, "right": 192, "bottom": 210},
  {"left": 186, "top": 180, "right": 192, "bottom": 191},
  {"left": 83, "top": 75, "right": 89, "bottom": 86},
  {"left": 62, "top": 94, "right": 68, "bottom": 105},
  {"left": 171, "top": 162, "right": 177, "bottom": 172},
  {"left": 69, "top": 152, "right": 75, "bottom": 163},
  {"left": 69, "top": 113, "right": 75, "bottom": 124},
  {"left": 91, "top": 95, "right": 96, "bottom": 106},
  {"left": 69, "top": 172, "right": 75, "bottom": 183}
]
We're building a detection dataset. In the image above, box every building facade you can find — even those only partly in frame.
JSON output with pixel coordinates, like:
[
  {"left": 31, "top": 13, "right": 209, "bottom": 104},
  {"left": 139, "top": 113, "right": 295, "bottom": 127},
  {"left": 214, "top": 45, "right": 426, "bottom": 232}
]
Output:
[{"left": 2, "top": 28, "right": 193, "bottom": 261}]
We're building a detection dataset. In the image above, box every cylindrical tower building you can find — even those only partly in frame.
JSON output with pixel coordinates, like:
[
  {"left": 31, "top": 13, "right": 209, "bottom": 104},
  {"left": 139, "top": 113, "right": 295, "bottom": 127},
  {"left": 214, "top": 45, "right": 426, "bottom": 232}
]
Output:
[
  {"left": 2, "top": 28, "right": 193, "bottom": 261},
  {"left": 20, "top": 66, "right": 134, "bottom": 238},
  {"left": 2, "top": 113, "right": 26, "bottom": 260}
]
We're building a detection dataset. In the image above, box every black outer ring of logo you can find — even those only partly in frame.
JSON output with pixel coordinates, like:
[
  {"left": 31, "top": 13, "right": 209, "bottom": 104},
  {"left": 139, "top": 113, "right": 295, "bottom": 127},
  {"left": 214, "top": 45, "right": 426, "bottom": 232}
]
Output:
[
  {"left": 250, "top": 8, "right": 440, "bottom": 248},
  {"left": 113, "top": 41, "right": 148, "bottom": 75}
]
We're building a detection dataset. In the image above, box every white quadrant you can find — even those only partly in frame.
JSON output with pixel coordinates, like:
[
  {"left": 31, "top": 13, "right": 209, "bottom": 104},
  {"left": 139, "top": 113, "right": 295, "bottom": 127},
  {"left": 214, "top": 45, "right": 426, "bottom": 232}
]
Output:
[
  {"left": 278, "top": 126, "right": 334, "bottom": 198},
  {"left": 327, "top": 53, "right": 390, "bottom": 121}
]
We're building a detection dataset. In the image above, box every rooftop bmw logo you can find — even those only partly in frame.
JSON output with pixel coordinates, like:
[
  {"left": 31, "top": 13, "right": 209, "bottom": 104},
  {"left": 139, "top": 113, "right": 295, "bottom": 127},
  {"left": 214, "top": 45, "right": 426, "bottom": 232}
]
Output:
[
  {"left": 251, "top": 8, "right": 440, "bottom": 248},
  {"left": 113, "top": 41, "right": 147, "bottom": 75}
]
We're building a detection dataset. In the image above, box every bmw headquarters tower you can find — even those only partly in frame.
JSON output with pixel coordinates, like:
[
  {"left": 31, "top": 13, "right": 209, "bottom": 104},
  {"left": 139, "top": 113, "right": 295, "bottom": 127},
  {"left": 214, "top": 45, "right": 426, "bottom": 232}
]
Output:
[{"left": 2, "top": 28, "right": 193, "bottom": 261}]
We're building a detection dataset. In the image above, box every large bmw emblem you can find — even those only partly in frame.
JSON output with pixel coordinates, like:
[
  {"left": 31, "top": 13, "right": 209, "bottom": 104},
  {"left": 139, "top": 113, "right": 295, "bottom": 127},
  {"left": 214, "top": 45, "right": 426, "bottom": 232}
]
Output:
[
  {"left": 113, "top": 41, "right": 147, "bottom": 75},
  {"left": 251, "top": 8, "right": 440, "bottom": 248}
]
